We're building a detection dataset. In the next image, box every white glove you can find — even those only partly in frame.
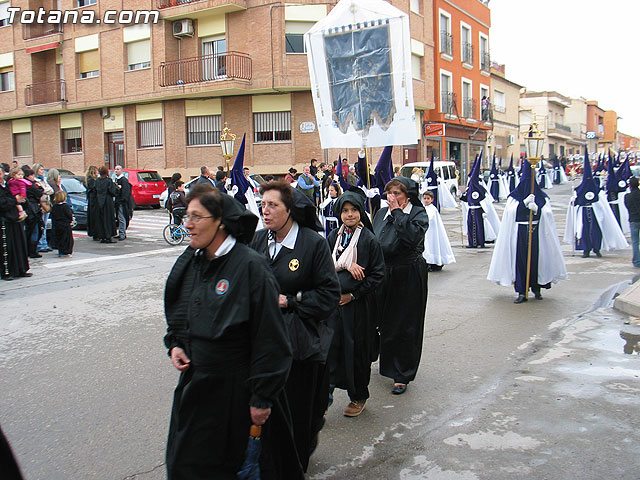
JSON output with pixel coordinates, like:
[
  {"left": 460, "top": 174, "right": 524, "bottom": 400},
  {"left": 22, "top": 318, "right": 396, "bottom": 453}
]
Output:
[{"left": 523, "top": 194, "right": 535, "bottom": 207}]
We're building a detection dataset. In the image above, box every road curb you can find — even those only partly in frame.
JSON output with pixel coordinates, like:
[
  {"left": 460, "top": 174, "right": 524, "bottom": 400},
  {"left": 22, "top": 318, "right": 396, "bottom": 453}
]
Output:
[{"left": 614, "top": 278, "right": 640, "bottom": 317}]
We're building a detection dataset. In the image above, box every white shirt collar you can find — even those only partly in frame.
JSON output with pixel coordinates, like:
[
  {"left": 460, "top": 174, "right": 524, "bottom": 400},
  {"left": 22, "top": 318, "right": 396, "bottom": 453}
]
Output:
[
  {"left": 115, "top": 173, "right": 124, "bottom": 179},
  {"left": 213, "top": 234, "right": 237, "bottom": 258},
  {"left": 267, "top": 221, "right": 299, "bottom": 258},
  {"left": 384, "top": 202, "right": 413, "bottom": 219}
]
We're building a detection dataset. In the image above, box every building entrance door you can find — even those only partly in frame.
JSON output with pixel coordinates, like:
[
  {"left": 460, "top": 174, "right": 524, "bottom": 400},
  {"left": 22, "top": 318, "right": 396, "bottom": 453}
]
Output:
[{"left": 106, "top": 131, "right": 124, "bottom": 169}]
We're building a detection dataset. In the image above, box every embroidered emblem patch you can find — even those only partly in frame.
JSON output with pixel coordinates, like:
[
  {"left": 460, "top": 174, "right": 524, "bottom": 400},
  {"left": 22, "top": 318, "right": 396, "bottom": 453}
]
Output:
[
  {"left": 619, "top": 180, "right": 627, "bottom": 189},
  {"left": 289, "top": 259, "right": 300, "bottom": 271},
  {"left": 471, "top": 191, "right": 480, "bottom": 200},
  {"left": 216, "top": 279, "right": 229, "bottom": 295},
  {"left": 585, "top": 191, "right": 595, "bottom": 201}
]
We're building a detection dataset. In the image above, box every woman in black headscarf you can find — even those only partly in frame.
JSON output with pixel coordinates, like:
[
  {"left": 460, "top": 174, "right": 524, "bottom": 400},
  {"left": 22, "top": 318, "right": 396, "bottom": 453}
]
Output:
[
  {"left": 326, "top": 189, "right": 385, "bottom": 417},
  {"left": 250, "top": 181, "right": 340, "bottom": 472},
  {"left": 95, "top": 166, "right": 118, "bottom": 243},
  {"left": 372, "top": 177, "right": 429, "bottom": 395},
  {"left": 164, "top": 183, "right": 303, "bottom": 480}
]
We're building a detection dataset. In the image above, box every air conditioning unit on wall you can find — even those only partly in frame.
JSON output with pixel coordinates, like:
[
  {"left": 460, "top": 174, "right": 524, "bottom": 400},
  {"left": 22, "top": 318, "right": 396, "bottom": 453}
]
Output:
[
  {"left": 507, "top": 134, "right": 515, "bottom": 145},
  {"left": 173, "top": 19, "right": 194, "bottom": 37}
]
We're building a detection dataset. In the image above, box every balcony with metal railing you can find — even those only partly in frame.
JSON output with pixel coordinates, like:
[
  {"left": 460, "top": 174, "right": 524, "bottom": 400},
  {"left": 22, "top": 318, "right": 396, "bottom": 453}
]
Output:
[
  {"left": 554, "top": 122, "right": 571, "bottom": 133},
  {"left": 156, "top": 0, "right": 247, "bottom": 12},
  {"left": 440, "top": 31, "right": 453, "bottom": 57},
  {"left": 25, "top": 79, "right": 65, "bottom": 106},
  {"left": 463, "top": 98, "right": 476, "bottom": 119},
  {"left": 440, "top": 92, "right": 456, "bottom": 115},
  {"left": 462, "top": 43, "right": 473, "bottom": 66},
  {"left": 23, "top": 22, "right": 62, "bottom": 40},
  {"left": 159, "top": 52, "right": 251, "bottom": 87},
  {"left": 480, "top": 52, "right": 490, "bottom": 72}
]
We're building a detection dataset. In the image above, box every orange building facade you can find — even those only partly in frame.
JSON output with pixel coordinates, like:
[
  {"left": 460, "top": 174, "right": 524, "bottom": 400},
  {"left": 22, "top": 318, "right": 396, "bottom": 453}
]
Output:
[{"left": 424, "top": 0, "right": 491, "bottom": 179}]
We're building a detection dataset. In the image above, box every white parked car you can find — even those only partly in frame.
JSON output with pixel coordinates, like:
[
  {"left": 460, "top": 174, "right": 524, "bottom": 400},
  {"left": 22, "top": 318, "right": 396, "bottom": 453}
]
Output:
[{"left": 401, "top": 161, "right": 460, "bottom": 197}]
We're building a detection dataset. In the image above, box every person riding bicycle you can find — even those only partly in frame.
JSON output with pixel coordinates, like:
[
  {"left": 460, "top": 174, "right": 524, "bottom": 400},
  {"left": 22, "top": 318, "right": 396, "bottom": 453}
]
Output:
[{"left": 168, "top": 181, "right": 187, "bottom": 225}]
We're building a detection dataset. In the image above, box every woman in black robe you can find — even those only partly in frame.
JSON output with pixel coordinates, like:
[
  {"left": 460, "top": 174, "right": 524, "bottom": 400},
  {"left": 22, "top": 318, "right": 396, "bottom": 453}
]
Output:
[
  {"left": 94, "top": 166, "right": 118, "bottom": 243},
  {"left": 326, "top": 189, "right": 385, "bottom": 416},
  {"left": 0, "top": 168, "right": 30, "bottom": 280},
  {"left": 250, "top": 181, "right": 340, "bottom": 472},
  {"left": 372, "top": 177, "right": 429, "bottom": 395},
  {"left": 84, "top": 166, "right": 99, "bottom": 241},
  {"left": 164, "top": 183, "right": 303, "bottom": 480}
]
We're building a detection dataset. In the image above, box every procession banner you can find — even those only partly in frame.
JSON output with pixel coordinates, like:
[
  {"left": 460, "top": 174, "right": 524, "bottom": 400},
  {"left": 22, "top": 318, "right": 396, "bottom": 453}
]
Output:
[{"left": 305, "top": 0, "right": 417, "bottom": 149}]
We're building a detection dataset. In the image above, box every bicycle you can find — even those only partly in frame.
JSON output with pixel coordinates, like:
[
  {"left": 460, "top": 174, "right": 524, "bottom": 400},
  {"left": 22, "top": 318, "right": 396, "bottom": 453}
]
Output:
[{"left": 163, "top": 221, "right": 189, "bottom": 246}]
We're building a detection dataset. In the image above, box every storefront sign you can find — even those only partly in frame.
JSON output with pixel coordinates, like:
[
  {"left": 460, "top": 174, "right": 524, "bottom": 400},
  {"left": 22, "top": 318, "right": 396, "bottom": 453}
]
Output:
[{"left": 424, "top": 123, "right": 445, "bottom": 137}]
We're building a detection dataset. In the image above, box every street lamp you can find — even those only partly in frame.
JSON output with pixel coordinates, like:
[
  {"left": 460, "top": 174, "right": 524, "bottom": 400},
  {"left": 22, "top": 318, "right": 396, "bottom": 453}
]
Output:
[
  {"left": 523, "top": 121, "right": 544, "bottom": 300},
  {"left": 220, "top": 122, "right": 236, "bottom": 175}
]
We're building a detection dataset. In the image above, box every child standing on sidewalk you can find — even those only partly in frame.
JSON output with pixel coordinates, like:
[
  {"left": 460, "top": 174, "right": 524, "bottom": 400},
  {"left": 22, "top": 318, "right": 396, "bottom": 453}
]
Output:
[{"left": 50, "top": 191, "right": 74, "bottom": 258}]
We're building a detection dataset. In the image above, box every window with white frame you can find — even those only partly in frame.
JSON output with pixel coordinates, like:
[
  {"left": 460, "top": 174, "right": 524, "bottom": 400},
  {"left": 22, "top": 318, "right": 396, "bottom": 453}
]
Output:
[
  {"left": 285, "top": 22, "right": 312, "bottom": 53},
  {"left": 440, "top": 71, "right": 453, "bottom": 114},
  {"left": 494, "top": 90, "right": 505, "bottom": 112},
  {"left": 78, "top": 49, "right": 99, "bottom": 78},
  {"left": 61, "top": 127, "right": 82, "bottom": 153},
  {"left": 202, "top": 36, "right": 227, "bottom": 80},
  {"left": 137, "top": 119, "right": 163, "bottom": 148},
  {"left": 127, "top": 39, "right": 150, "bottom": 70},
  {"left": 0, "top": 67, "right": 14, "bottom": 91},
  {"left": 13, "top": 132, "right": 32, "bottom": 157},
  {"left": 479, "top": 34, "right": 489, "bottom": 71},
  {"left": 0, "top": 1, "right": 10, "bottom": 27},
  {"left": 439, "top": 12, "right": 452, "bottom": 56},
  {"left": 187, "top": 115, "right": 222, "bottom": 146},
  {"left": 461, "top": 23, "right": 472, "bottom": 65},
  {"left": 77, "top": 0, "right": 96, "bottom": 7},
  {"left": 410, "top": 0, "right": 421, "bottom": 14},
  {"left": 462, "top": 79, "right": 473, "bottom": 118},
  {"left": 254, "top": 111, "right": 291, "bottom": 143}
]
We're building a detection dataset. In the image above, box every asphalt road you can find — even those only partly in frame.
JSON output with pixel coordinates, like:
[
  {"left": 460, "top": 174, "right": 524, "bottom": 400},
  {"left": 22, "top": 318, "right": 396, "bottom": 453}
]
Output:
[{"left": 1, "top": 183, "right": 638, "bottom": 480}]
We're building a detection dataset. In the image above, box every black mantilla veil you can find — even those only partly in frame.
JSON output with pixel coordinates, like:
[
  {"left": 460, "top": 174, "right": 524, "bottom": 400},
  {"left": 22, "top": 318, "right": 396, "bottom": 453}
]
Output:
[
  {"left": 385, "top": 176, "right": 422, "bottom": 207},
  {"left": 219, "top": 194, "right": 258, "bottom": 244},
  {"left": 333, "top": 188, "right": 374, "bottom": 232},
  {"left": 291, "top": 189, "right": 324, "bottom": 232}
]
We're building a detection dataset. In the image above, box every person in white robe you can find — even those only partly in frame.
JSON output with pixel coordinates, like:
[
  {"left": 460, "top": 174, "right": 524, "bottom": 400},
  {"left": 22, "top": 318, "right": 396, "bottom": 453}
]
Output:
[
  {"left": 421, "top": 191, "right": 455, "bottom": 271},
  {"left": 488, "top": 159, "right": 567, "bottom": 303}
]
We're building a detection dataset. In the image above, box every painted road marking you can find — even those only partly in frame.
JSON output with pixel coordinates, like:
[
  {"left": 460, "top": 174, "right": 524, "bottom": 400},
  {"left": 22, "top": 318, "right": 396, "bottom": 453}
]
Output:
[{"left": 42, "top": 247, "right": 178, "bottom": 268}]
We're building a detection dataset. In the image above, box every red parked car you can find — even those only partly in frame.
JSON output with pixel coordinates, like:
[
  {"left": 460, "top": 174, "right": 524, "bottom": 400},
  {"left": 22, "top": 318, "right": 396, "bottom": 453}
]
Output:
[{"left": 109, "top": 169, "right": 166, "bottom": 208}]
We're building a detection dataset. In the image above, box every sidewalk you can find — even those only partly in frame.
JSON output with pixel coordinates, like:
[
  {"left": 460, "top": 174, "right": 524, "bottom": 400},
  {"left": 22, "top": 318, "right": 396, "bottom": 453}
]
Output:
[{"left": 614, "top": 275, "right": 640, "bottom": 317}]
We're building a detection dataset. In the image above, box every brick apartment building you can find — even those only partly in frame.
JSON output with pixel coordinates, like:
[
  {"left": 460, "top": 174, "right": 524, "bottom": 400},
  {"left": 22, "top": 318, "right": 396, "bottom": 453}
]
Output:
[
  {"left": 423, "top": 0, "right": 491, "bottom": 178},
  {"left": 0, "top": 0, "right": 438, "bottom": 178}
]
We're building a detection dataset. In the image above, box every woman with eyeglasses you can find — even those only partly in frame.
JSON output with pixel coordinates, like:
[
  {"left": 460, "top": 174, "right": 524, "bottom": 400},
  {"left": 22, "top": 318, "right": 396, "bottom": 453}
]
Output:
[
  {"left": 372, "top": 177, "right": 429, "bottom": 396},
  {"left": 164, "top": 183, "right": 303, "bottom": 480},
  {"left": 250, "top": 181, "right": 340, "bottom": 473}
]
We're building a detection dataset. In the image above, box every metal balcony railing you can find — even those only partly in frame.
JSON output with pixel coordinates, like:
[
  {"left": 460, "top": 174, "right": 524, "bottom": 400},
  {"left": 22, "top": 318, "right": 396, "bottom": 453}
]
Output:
[
  {"left": 440, "top": 31, "right": 453, "bottom": 56},
  {"left": 156, "top": 0, "right": 204, "bottom": 8},
  {"left": 23, "top": 22, "right": 62, "bottom": 40},
  {"left": 441, "top": 92, "right": 456, "bottom": 115},
  {"left": 554, "top": 122, "right": 572, "bottom": 133},
  {"left": 463, "top": 98, "right": 476, "bottom": 119},
  {"left": 25, "top": 79, "right": 65, "bottom": 106},
  {"left": 480, "top": 52, "right": 490, "bottom": 72},
  {"left": 159, "top": 52, "right": 251, "bottom": 87},
  {"left": 462, "top": 43, "right": 473, "bottom": 65}
]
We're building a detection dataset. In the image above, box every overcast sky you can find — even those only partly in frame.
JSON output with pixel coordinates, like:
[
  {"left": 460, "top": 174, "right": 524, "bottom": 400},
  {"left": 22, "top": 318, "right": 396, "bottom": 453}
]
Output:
[{"left": 489, "top": 0, "right": 640, "bottom": 137}]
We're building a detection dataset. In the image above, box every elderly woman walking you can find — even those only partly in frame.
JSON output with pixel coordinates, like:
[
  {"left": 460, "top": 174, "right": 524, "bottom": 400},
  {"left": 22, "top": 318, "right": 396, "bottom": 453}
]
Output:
[
  {"left": 373, "top": 177, "right": 429, "bottom": 395},
  {"left": 164, "top": 183, "right": 303, "bottom": 479}
]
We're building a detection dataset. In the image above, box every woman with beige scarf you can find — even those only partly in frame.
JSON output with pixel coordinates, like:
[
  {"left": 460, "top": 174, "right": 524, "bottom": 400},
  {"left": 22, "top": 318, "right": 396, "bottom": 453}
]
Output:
[{"left": 327, "top": 189, "right": 385, "bottom": 417}]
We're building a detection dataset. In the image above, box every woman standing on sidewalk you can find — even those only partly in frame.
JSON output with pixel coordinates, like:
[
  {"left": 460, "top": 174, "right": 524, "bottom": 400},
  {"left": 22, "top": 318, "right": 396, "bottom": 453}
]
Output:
[{"left": 95, "top": 166, "right": 118, "bottom": 243}]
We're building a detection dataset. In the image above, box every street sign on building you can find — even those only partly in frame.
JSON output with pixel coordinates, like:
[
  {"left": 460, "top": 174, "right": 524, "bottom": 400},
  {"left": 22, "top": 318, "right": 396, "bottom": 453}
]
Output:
[
  {"left": 424, "top": 123, "right": 445, "bottom": 137},
  {"left": 586, "top": 131, "right": 596, "bottom": 139},
  {"left": 300, "top": 121, "right": 316, "bottom": 133}
]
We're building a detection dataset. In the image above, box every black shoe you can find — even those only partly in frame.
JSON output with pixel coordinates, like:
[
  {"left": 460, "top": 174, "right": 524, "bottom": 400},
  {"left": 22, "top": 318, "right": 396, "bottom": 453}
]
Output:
[
  {"left": 514, "top": 294, "right": 527, "bottom": 304},
  {"left": 594, "top": 250, "right": 602, "bottom": 258},
  {"left": 29, "top": 253, "right": 42, "bottom": 258},
  {"left": 118, "top": 237, "right": 126, "bottom": 241},
  {"left": 581, "top": 251, "right": 590, "bottom": 258},
  {"left": 2, "top": 276, "right": 14, "bottom": 281},
  {"left": 392, "top": 383, "right": 407, "bottom": 395},
  {"left": 18, "top": 272, "right": 33, "bottom": 278},
  {"left": 533, "top": 291, "right": 543, "bottom": 300}
]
